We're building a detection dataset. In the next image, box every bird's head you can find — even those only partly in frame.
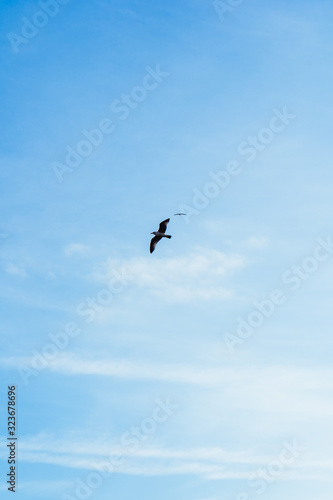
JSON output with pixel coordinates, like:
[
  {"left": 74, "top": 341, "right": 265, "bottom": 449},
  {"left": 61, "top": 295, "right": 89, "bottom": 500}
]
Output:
[{"left": 151, "top": 231, "right": 158, "bottom": 236}]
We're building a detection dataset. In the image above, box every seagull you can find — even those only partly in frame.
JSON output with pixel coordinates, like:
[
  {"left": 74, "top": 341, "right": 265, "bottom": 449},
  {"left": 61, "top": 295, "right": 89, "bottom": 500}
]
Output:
[
  {"left": 174, "top": 213, "right": 186, "bottom": 216},
  {"left": 150, "top": 218, "right": 172, "bottom": 253}
]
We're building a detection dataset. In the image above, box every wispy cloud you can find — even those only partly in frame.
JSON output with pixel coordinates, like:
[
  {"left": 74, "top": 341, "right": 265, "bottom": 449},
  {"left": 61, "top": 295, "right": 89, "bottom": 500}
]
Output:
[
  {"left": 0, "top": 434, "right": 332, "bottom": 481},
  {"left": 3, "top": 355, "right": 333, "bottom": 419},
  {"left": 242, "top": 236, "right": 269, "bottom": 250},
  {"left": 95, "top": 247, "right": 245, "bottom": 303},
  {"left": 64, "top": 243, "right": 91, "bottom": 257},
  {"left": 5, "top": 263, "right": 27, "bottom": 278}
]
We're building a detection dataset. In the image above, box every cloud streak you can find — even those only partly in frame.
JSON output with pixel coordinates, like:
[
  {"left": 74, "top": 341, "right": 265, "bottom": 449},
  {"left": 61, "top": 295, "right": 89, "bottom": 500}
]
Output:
[
  {"left": 97, "top": 247, "right": 245, "bottom": 303},
  {"left": 2, "top": 355, "right": 333, "bottom": 420},
  {"left": 0, "top": 434, "right": 332, "bottom": 482}
]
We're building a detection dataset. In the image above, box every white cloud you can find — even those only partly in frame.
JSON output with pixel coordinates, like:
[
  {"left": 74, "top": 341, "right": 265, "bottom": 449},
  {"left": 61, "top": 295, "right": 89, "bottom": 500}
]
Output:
[
  {"left": 96, "top": 247, "right": 245, "bottom": 303},
  {"left": 5, "top": 263, "right": 27, "bottom": 278},
  {"left": 64, "top": 243, "right": 90, "bottom": 257},
  {"left": 242, "top": 236, "right": 269, "bottom": 250},
  {"left": 73, "top": 360, "right": 332, "bottom": 415},
  {"left": 3, "top": 354, "right": 333, "bottom": 420},
  {"left": 0, "top": 434, "right": 332, "bottom": 481}
]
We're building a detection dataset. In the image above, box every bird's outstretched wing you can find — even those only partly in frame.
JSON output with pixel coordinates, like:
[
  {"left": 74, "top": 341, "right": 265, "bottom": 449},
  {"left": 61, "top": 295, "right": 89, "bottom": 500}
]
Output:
[
  {"left": 158, "top": 218, "right": 170, "bottom": 234},
  {"left": 150, "top": 235, "right": 162, "bottom": 253}
]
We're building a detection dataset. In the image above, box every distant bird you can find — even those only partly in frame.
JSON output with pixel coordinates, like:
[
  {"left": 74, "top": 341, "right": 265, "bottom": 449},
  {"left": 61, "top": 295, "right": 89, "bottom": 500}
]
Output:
[
  {"left": 174, "top": 213, "right": 186, "bottom": 216},
  {"left": 150, "top": 218, "right": 172, "bottom": 253}
]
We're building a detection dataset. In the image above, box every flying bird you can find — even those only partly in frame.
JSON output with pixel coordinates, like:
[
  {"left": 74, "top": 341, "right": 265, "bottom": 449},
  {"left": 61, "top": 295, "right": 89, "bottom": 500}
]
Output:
[
  {"left": 150, "top": 218, "right": 172, "bottom": 253},
  {"left": 174, "top": 213, "right": 186, "bottom": 216}
]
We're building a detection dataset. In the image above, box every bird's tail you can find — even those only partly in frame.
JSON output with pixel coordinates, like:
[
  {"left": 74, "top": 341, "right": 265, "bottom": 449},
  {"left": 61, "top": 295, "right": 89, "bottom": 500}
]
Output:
[{"left": 165, "top": 235, "right": 172, "bottom": 239}]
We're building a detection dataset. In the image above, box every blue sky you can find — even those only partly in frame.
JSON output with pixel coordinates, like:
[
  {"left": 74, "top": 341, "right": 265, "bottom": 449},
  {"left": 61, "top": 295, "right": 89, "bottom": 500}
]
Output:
[{"left": 1, "top": 0, "right": 333, "bottom": 499}]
